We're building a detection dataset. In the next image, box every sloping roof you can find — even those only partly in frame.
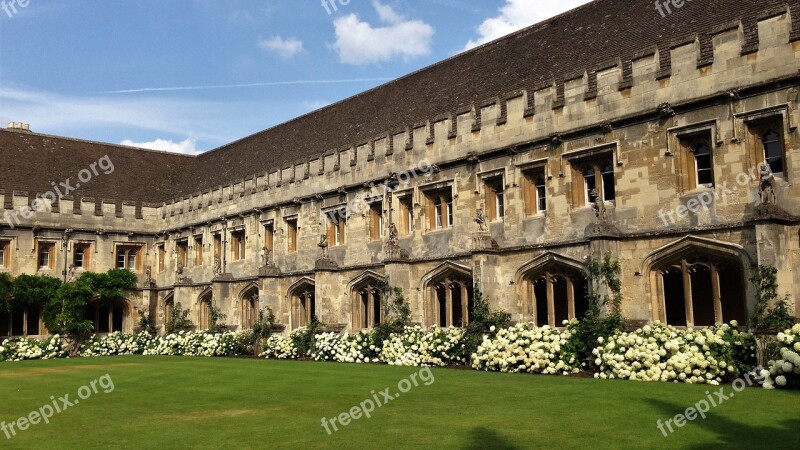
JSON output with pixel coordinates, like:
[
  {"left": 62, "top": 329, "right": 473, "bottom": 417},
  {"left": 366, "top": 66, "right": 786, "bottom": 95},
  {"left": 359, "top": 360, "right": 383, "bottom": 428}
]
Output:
[{"left": 1, "top": 0, "right": 795, "bottom": 204}]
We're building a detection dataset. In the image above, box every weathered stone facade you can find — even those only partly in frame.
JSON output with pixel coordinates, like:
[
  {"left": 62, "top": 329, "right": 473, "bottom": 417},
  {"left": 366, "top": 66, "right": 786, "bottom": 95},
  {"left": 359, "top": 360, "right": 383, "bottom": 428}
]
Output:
[{"left": 1, "top": 1, "right": 800, "bottom": 337}]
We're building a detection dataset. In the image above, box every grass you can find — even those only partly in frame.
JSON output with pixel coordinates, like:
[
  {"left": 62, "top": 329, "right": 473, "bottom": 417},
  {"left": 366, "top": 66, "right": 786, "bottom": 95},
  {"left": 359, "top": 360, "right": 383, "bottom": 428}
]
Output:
[{"left": 0, "top": 357, "right": 798, "bottom": 449}]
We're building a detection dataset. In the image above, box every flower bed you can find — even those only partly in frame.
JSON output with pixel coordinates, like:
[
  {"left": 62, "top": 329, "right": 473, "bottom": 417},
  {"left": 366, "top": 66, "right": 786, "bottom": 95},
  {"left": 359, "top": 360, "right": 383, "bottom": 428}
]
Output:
[
  {"left": 592, "top": 322, "right": 755, "bottom": 385},
  {"left": 380, "top": 326, "right": 466, "bottom": 366},
  {"left": 260, "top": 334, "right": 300, "bottom": 359},
  {"left": 0, "top": 335, "right": 68, "bottom": 362},
  {"left": 77, "top": 330, "right": 250, "bottom": 358},
  {"left": 761, "top": 324, "right": 800, "bottom": 389},
  {"left": 312, "top": 331, "right": 379, "bottom": 363},
  {"left": 472, "top": 323, "right": 579, "bottom": 375}
]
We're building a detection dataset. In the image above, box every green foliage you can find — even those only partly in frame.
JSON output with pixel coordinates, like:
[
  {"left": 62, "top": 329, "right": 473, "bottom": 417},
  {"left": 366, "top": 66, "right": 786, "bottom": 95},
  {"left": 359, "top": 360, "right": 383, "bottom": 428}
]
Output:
[
  {"left": 249, "top": 306, "right": 280, "bottom": 353},
  {"left": 209, "top": 305, "right": 228, "bottom": 333},
  {"left": 749, "top": 265, "right": 796, "bottom": 335},
  {"left": 371, "top": 277, "right": 411, "bottom": 347},
  {"left": 0, "top": 272, "right": 12, "bottom": 313},
  {"left": 11, "top": 274, "right": 62, "bottom": 307},
  {"left": 566, "top": 254, "right": 626, "bottom": 370},
  {"left": 291, "top": 315, "right": 324, "bottom": 357},
  {"left": 137, "top": 310, "right": 156, "bottom": 335},
  {"left": 166, "top": 302, "right": 193, "bottom": 334},
  {"left": 77, "top": 269, "right": 138, "bottom": 301},
  {"left": 462, "top": 286, "right": 511, "bottom": 361}
]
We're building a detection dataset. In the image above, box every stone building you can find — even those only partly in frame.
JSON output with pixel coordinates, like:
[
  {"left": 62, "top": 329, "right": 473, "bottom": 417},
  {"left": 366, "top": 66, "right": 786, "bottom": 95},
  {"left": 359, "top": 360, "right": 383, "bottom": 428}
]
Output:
[{"left": 1, "top": 0, "right": 800, "bottom": 337}]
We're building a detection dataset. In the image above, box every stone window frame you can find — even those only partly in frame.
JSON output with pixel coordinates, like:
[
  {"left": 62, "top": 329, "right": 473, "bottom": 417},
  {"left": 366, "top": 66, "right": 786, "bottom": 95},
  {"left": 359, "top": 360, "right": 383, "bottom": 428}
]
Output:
[
  {"left": 157, "top": 243, "right": 166, "bottom": 272},
  {"left": 419, "top": 180, "right": 454, "bottom": 232},
  {"left": 735, "top": 105, "right": 793, "bottom": 181},
  {"left": 284, "top": 215, "right": 299, "bottom": 253},
  {"left": 518, "top": 158, "right": 550, "bottom": 217},
  {"left": 562, "top": 143, "right": 619, "bottom": 209},
  {"left": 0, "top": 304, "right": 44, "bottom": 337},
  {"left": 393, "top": 189, "right": 415, "bottom": 236},
  {"left": 72, "top": 240, "right": 94, "bottom": 271},
  {"left": 0, "top": 238, "right": 13, "bottom": 269},
  {"left": 229, "top": 228, "right": 245, "bottom": 262},
  {"left": 193, "top": 234, "right": 204, "bottom": 267},
  {"left": 260, "top": 220, "right": 275, "bottom": 253},
  {"left": 667, "top": 120, "right": 721, "bottom": 194},
  {"left": 35, "top": 239, "right": 57, "bottom": 271},
  {"left": 368, "top": 200, "right": 384, "bottom": 241},
  {"left": 322, "top": 205, "right": 348, "bottom": 247},
  {"left": 176, "top": 238, "right": 190, "bottom": 266},
  {"left": 478, "top": 169, "right": 506, "bottom": 222},
  {"left": 349, "top": 272, "right": 384, "bottom": 331},
  {"left": 114, "top": 243, "right": 144, "bottom": 272}
]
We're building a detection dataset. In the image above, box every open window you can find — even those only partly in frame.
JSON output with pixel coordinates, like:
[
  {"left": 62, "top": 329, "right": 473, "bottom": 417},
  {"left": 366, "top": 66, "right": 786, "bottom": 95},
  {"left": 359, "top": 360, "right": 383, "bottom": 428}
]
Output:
[
  {"left": 230, "top": 230, "right": 245, "bottom": 261},
  {"left": 73, "top": 242, "right": 91, "bottom": 270},
  {"left": 522, "top": 168, "right": 547, "bottom": 216},
  {"left": 263, "top": 222, "right": 274, "bottom": 252},
  {"left": 397, "top": 195, "right": 414, "bottom": 236},
  {"left": 158, "top": 244, "right": 166, "bottom": 272},
  {"left": 570, "top": 153, "right": 615, "bottom": 208},
  {"left": 176, "top": 239, "right": 189, "bottom": 267},
  {"left": 116, "top": 245, "right": 142, "bottom": 271},
  {"left": 747, "top": 117, "right": 787, "bottom": 179},
  {"left": 36, "top": 241, "right": 56, "bottom": 271},
  {"left": 369, "top": 202, "right": 384, "bottom": 241},
  {"left": 325, "top": 209, "right": 346, "bottom": 247},
  {"left": 194, "top": 235, "right": 204, "bottom": 266},
  {"left": 0, "top": 240, "right": 11, "bottom": 268},
  {"left": 285, "top": 217, "right": 298, "bottom": 253}
]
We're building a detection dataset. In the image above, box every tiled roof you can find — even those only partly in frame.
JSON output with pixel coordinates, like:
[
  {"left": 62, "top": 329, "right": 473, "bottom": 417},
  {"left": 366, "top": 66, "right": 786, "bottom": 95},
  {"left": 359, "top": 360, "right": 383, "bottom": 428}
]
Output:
[{"left": 1, "top": 0, "right": 795, "bottom": 204}]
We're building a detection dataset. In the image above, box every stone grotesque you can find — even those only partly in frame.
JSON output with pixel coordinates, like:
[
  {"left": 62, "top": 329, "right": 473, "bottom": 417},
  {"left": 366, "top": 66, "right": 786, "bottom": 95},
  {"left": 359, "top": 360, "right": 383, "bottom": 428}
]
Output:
[
  {"left": 759, "top": 162, "right": 777, "bottom": 206},
  {"left": 475, "top": 207, "right": 488, "bottom": 232},
  {"left": 388, "top": 222, "right": 399, "bottom": 247},
  {"left": 213, "top": 257, "right": 222, "bottom": 276},
  {"left": 591, "top": 189, "right": 607, "bottom": 223},
  {"left": 318, "top": 234, "right": 329, "bottom": 259}
]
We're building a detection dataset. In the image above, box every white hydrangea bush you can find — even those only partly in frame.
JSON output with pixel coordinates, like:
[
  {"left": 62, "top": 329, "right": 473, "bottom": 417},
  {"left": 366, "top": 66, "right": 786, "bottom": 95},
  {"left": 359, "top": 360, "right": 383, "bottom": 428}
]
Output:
[
  {"left": 312, "top": 331, "right": 380, "bottom": 363},
  {"left": 381, "top": 325, "right": 467, "bottom": 367},
  {"left": 260, "top": 334, "right": 300, "bottom": 359},
  {"left": 78, "top": 331, "right": 248, "bottom": 358},
  {"left": 0, "top": 335, "right": 68, "bottom": 362},
  {"left": 593, "top": 322, "right": 754, "bottom": 385},
  {"left": 761, "top": 324, "right": 800, "bottom": 389},
  {"left": 80, "top": 332, "right": 154, "bottom": 357},
  {"left": 471, "top": 323, "right": 580, "bottom": 375}
]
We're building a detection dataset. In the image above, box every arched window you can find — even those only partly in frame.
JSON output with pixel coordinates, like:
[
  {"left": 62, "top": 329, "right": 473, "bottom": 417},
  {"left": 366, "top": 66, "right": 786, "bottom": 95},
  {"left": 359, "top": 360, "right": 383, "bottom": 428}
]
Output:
[
  {"left": 424, "top": 266, "right": 473, "bottom": 328},
  {"left": 289, "top": 280, "right": 315, "bottom": 329},
  {"left": 240, "top": 285, "right": 259, "bottom": 330},
  {"left": 198, "top": 290, "right": 213, "bottom": 330},
  {"left": 646, "top": 240, "right": 749, "bottom": 328},
  {"left": 521, "top": 258, "right": 588, "bottom": 327},
  {"left": 657, "top": 255, "right": 746, "bottom": 327},
  {"left": 1, "top": 305, "right": 42, "bottom": 336},
  {"left": 85, "top": 299, "right": 128, "bottom": 333},
  {"left": 350, "top": 275, "right": 382, "bottom": 331},
  {"left": 163, "top": 293, "right": 174, "bottom": 328}
]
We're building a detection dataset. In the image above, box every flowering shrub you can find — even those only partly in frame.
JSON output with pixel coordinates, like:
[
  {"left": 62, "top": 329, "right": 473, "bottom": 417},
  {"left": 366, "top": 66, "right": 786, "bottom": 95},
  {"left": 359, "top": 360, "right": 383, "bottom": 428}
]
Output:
[
  {"left": 381, "top": 326, "right": 466, "bottom": 366},
  {"left": 761, "top": 324, "right": 800, "bottom": 389},
  {"left": 77, "top": 331, "right": 248, "bottom": 358},
  {"left": 260, "top": 334, "right": 300, "bottom": 359},
  {"left": 312, "top": 331, "right": 380, "bottom": 363},
  {"left": 0, "top": 335, "right": 68, "bottom": 362},
  {"left": 472, "top": 323, "right": 580, "bottom": 375},
  {"left": 592, "top": 322, "right": 755, "bottom": 385}
]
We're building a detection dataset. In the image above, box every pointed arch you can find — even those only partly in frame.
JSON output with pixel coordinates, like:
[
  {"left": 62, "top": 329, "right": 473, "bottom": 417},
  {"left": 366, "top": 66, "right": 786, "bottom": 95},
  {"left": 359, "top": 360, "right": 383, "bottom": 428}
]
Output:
[
  {"left": 421, "top": 261, "right": 474, "bottom": 328},
  {"left": 348, "top": 271, "right": 385, "bottom": 331},
  {"left": 84, "top": 296, "right": 134, "bottom": 334},
  {"left": 516, "top": 252, "right": 589, "bottom": 327},
  {"left": 288, "top": 277, "right": 316, "bottom": 329},
  {"left": 239, "top": 282, "right": 259, "bottom": 330},
  {"left": 197, "top": 287, "right": 213, "bottom": 330},
  {"left": 643, "top": 236, "right": 751, "bottom": 327},
  {"left": 162, "top": 291, "right": 175, "bottom": 331}
]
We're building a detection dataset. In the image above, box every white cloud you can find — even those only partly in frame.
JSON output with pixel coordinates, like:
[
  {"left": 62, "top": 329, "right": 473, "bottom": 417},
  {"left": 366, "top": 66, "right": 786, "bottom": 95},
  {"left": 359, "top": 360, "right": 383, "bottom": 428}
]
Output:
[
  {"left": 120, "top": 138, "right": 199, "bottom": 155},
  {"left": 258, "top": 36, "right": 304, "bottom": 59},
  {"left": 464, "top": 0, "right": 592, "bottom": 50},
  {"left": 332, "top": 1, "right": 434, "bottom": 65}
]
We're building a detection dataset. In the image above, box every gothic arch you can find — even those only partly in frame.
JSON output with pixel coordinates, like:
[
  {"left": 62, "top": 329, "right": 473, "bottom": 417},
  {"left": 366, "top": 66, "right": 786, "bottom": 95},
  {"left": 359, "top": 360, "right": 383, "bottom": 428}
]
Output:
[
  {"left": 239, "top": 283, "right": 259, "bottom": 330},
  {"left": 197, "top": 287, "right": 213, "bottom": 330},
  {"left": 516, "top": 252, "right": 589, "bottom": 327},
  {"left": 348, "top": 271, "right": 385, "bottom": 331},
  {"left": 288, "top": 277, "right": 316, "bottom": 329},
  {"left": 643, "top": 236, "right": 751, "bottom": 327},
  {"left": 421, "top": 261, "right": 474, "bottom": 328},
  {"left": 162, "top": 291, "right": 175, "bottom": 330},
  {"left": 85, "top": 296, "right": 134, "bottom": 334}
]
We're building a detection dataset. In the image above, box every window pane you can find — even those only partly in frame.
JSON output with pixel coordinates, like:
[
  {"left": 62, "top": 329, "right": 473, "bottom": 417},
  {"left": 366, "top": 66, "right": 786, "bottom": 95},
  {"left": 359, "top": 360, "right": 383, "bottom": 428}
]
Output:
[
  {"left": 584, "top": 167, "right": 596, "bottom": 202},
  {"left": 535, "top": 178, "right": 547, "bottom": 212},
  {"left": 496, "top": 191, "right": 505, "bottom": 218},
  {"left": 601, "top": 163, "right": 615, "bottom": 201},
  {"left": 762, "top": 130, "right": 784, "bottom": 174},
  {"left": 116, "top": 251, "right": 126, "bottom": 268},
  {"left": 446, "top": 200, "right": 453, "bottom": 227},
  {"left": 128, "top": 253, "right": 137, "bottom": 270}
]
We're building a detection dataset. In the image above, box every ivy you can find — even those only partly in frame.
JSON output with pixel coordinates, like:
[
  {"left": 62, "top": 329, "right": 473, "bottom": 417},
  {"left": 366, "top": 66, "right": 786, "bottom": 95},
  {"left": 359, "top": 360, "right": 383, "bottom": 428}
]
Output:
[
  {"left": 462, "top": 286, "right": 511, "bottom": 362},
  {"left": 165, "top": 302, "right": 193, "bottom": 334},
  {"left": 749, "top": 265, "right": 796, "bottom": 335},
  {"left": 0, "top": 272, "right": 12, "bottom": 313},
  {"left": 208, "top": 305, "right": 228, "bottom": 334},
  {"left": 11, "top": 274, "right": 61, "bottom": 307},
  {"left": 371, "top": 277, "right": 411, "bottom": 348}
]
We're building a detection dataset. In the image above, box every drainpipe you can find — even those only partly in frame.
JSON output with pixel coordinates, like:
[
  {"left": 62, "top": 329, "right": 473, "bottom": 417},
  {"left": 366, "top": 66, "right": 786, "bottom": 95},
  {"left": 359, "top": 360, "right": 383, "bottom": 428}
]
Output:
[{"left": 61, "top": 228, "right": 73, "bottom": 282}]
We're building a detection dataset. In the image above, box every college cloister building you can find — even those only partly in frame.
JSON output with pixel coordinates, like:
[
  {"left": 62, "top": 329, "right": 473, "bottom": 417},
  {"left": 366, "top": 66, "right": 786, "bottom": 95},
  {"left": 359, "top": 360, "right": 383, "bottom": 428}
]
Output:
[{"left": 2, "top": 0, "right": 800, "bottom": 337}]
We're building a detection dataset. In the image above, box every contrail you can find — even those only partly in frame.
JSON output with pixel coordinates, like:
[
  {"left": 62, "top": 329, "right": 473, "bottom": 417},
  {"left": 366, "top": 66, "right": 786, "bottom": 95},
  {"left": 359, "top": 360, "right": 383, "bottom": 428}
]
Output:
[{"left": 102, "top": 78, "right": 393, "bottom": 94}]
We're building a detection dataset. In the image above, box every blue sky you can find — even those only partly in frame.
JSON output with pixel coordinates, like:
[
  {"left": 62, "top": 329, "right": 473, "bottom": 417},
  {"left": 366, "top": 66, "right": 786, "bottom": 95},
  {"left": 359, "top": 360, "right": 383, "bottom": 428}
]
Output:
[{"left": 0, "top": 0, "right": 591, "bottom": 154}]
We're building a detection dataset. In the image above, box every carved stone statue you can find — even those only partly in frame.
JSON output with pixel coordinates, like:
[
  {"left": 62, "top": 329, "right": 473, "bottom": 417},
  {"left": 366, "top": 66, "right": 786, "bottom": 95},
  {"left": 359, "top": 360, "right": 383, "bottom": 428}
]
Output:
[
  {"left": 262, "top": 247, "right": 272, "bottom": 267},
  {"left": 759, "top": 162, "right": 777, "bottom": 206},
  {"left": 213, "top": 257, "right": 222, "bottom": 276},
  {"left": 388, "top": 223, "right": 399, "bottom": 246},
  {"left": 591, "top": 189, "right": 607, "bottom": 223},
  {"left": 475, "top": 207, "right": 488, "bottom": 232},
  {"left": 145, "top": 266, "right": 153, "bottom": 285},
  {"left": 176, "top": 264, "right": 185, "bottom": 282},
  {"left": 67, "top": 264, "right": 76, "bottom": 282},
  {"left": 318, "top": 234, "right": 329, "bottom": 259}
]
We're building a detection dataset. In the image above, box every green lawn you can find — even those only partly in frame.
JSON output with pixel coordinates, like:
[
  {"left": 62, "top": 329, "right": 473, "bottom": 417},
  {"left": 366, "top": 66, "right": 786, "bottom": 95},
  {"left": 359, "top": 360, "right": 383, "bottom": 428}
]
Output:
[{"left": 0, "top": 357, "right": 798, "bottom": 449}]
